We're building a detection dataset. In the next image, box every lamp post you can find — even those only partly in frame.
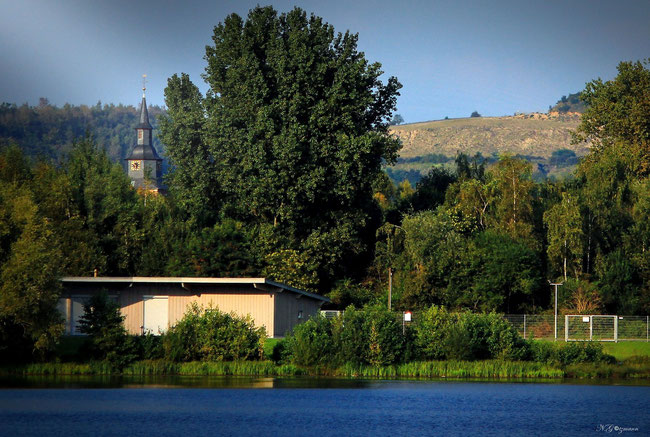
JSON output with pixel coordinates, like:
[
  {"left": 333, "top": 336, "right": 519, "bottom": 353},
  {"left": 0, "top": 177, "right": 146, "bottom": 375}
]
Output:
[
  {"left": 378, "top": 223, "right": 404, "bottom": 311},
  {"left": 549, "top": 281, "right": 563, "bottom": 341}
]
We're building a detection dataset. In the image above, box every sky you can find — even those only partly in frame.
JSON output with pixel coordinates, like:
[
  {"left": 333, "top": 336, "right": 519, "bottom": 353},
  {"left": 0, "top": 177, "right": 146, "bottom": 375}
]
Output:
[{"left": 1, "top": 0, "right": 648, "bottom": 123}]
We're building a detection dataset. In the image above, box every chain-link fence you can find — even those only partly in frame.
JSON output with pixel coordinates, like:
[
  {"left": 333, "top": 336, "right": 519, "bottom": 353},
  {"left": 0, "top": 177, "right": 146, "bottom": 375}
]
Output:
[
  {"left": 322, "top": 310, "right": 650, "bottom": 342},
  {"left": 503, "top": 314, "right": 650, "bottom": 342}
]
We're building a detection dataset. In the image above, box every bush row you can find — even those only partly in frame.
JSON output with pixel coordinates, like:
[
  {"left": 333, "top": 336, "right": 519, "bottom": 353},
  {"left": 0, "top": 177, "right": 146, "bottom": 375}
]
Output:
[{"left": 278, "top": 305, "right": 614, "bottom": 367}]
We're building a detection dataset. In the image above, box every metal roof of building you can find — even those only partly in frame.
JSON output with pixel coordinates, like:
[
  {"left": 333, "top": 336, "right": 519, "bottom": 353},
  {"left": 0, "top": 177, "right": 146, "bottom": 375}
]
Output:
[{"left": 60, "top": 276, "right": 330, "bottom": 302}]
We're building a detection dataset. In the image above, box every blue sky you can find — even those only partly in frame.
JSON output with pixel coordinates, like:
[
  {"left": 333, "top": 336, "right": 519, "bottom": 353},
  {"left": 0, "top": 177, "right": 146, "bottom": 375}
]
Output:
[{"left": 1, "top": 0, "right": 648, "bottom": 123}]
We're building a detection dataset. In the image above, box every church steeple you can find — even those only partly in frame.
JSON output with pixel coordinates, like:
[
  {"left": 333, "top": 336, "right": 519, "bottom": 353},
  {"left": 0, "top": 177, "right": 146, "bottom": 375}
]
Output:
[
  {"left": 125, "top": 75, "right": 164, "bottom": 193},
  {"left": 136, "top": 78, "right": 153, "bottom": 130}
]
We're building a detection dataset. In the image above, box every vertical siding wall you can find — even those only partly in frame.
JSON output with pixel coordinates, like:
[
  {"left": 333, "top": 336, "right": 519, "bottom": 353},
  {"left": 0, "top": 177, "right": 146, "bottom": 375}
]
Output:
[
  {"left": 168, "top": 290, "right": 276, "bottom": 337},
  {"left": 273, "top": 291, "right": 323, "bottom": 337},
  {"left": 120, "top": 288, "right": 145, "bottom": 335},
  {"left": 61, "top": 281, "right": 325, "bottom": 338}
]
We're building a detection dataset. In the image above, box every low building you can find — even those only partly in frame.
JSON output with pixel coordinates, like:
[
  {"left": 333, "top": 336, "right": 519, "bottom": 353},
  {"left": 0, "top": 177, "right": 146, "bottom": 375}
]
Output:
[{"left": 59, "top": 277, "right": 329, "bottom": 338}]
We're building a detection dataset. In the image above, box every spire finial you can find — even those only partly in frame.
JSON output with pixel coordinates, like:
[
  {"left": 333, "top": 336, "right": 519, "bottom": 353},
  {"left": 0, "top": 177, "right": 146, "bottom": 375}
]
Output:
[{"left": 142, "top": 74, "right": 147, "bottom": 98}]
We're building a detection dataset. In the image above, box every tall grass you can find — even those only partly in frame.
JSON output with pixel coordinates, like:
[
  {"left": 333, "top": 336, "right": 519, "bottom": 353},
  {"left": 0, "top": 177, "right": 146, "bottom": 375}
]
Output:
[
  {"left": 334, "top": 361, "right": 564, "bottom": 379},
  {"left": 6, "top": 358, "right": 650, "bottom": 380},
  {"left": 2, "top": 360, "right": 306, "bottom": 377}
]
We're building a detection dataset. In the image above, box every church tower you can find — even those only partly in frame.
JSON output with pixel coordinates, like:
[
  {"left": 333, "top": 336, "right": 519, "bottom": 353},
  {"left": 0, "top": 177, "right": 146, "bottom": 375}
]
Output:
[{"left": 125, "top": 76, "right": 163, "bottom": 193}]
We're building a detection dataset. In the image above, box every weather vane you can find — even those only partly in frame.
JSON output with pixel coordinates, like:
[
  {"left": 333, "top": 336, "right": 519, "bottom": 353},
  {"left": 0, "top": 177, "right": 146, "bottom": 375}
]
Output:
[{"left": 142, "top": 74, "right": 147, "bottom": 97}]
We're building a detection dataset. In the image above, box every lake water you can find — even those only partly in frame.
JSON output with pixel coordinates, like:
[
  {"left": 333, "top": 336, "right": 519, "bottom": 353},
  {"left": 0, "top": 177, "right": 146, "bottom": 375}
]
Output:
[{"left": 0, "top": 377, "right": 648, "bottom": 436}]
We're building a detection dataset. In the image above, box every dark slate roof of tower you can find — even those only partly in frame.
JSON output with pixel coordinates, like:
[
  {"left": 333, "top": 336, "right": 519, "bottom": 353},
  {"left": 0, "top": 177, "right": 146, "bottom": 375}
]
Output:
[
  {"left": 135, "top": 95, "right": 153, "bottom": 130},
  {"left": 126, "top": 144, "right": 162, "bottom": 160},
  {"left": 126, "top": 95, "right": 162, "bottom": 161}
]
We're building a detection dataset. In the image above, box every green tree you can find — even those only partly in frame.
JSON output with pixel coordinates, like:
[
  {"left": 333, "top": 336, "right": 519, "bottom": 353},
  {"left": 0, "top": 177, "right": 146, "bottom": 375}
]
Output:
[
  {"left": 162, "top": 6, "right": 401, "bottom": 292},
  {"left": 399, "top": 210, "right": 465, "bottom": 309},
  {"left": 65, "top": 136, "right": 143, "bottom": 275},
  {"left": 544, "top": 192, "right": 584, "bottom": 281},
  {"left": 491, "top": 156, "right": 535, "bottom": 242},
  {"left": 574, "top": 59, "right": 650, "bottom": 175},
  {"left": 78, "top": 292, "right": 135, "bottom": 367},
  {"left": 448, "top": 230, "right": 542, "bottom": 312},
  {"left": 159, "top": 74, "right": 219, "bottom": 228},
  {"left": 411, "top": 167, "right": 456, "bottom": 212},
  {"left": 0, "top": 147, "right": 64, "bottom": 361},
  {"left": 389, "top": 114, "right": 404, "bottom": 125}
]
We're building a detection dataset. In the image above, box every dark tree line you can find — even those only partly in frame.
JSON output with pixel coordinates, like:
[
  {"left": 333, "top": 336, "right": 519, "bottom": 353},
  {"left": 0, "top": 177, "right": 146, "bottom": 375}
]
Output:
[{"left": 0, "top": 99, "right": 165, "bottom": 164}]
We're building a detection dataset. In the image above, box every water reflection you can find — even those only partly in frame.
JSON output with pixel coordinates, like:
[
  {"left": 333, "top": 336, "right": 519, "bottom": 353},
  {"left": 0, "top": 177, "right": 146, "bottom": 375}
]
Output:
[
  {"left": 0, "top": 374, "right": 385, "bottom": 389},
  {"left": 2, "top": 374, "right": 649, "bottom": 389}
]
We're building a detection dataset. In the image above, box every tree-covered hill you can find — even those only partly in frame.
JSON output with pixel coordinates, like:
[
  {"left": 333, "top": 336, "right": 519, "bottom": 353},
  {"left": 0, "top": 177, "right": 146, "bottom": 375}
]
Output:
[
  {"left": 388, "top": 112, "right": 586, "bottom": 183},
  {"left": 549, "top": 92, "right": 586, "bottom": 114},
  {"left": 0, "top": 99, "right": 165, "bottom": 164}
]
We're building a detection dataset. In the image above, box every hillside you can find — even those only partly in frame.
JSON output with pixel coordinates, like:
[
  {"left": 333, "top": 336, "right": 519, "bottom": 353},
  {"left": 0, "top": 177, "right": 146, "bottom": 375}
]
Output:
[
  {"left": 388, "top": 112, "right": 588, "bottom": 183},
  {"left": 390, "top": 112, "right": 586, "bottom": 159}
]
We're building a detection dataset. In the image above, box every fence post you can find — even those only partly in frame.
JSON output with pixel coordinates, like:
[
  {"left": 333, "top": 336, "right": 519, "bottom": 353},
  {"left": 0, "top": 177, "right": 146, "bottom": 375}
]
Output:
[
  {"left": 523, "top": 314, "right": 526, "bottom": 339},
  {"left": 565, "top": 315, "right": 569, "bottom": 342},
  {"left": 614, "top": 316, "right": 618, "bottom": 343},
  {"left": 589, "top": 316, "right": 593, "bottom": 341},
  {"left": 647, "top": 316, "right": 649, "bottom": 342}
]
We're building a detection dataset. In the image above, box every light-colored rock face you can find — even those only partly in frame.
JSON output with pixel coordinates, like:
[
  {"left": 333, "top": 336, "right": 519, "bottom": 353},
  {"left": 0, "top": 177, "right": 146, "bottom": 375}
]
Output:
[{"left": 389, "top": 114, "right": 589, "bottom": 159}]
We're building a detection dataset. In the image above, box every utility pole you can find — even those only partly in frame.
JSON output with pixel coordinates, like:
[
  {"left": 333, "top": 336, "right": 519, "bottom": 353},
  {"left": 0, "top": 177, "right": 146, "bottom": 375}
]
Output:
[
  {"left": 549, "top": 281, "right": 563, "bottom": 341},
  {"left": 378, "top": 223, "right": 404, "bottom": 312},
  {"left": 388, "top": 267, "right": 393, "bottom": 310}
]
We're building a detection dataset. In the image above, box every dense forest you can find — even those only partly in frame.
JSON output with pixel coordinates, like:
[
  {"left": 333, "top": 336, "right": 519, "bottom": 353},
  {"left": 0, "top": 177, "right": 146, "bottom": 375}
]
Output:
[
  {"left": 0, "top": 98, "right": 165, "bottom": 164},
  {"left": 0, "top": 6, "right": 648, "bottom": 361}
]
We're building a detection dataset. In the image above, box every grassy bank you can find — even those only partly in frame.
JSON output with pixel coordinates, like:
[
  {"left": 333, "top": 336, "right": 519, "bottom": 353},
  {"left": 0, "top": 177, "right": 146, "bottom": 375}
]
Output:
[
  {"left": 4, "top": 358, "right": 650, "bottom": 380},
  {"left": 601, "top": 342, "right": 650, "bottom": 361}
]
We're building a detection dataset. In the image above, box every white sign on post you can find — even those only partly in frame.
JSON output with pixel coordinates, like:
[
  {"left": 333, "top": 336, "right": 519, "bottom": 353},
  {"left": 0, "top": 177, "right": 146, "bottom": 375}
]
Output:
[
  {"left": 582, "top": 316, "right": 590, "bottom": 323},
  {"left": 404, "top": 311, "right": 412, "bottom": 322}
]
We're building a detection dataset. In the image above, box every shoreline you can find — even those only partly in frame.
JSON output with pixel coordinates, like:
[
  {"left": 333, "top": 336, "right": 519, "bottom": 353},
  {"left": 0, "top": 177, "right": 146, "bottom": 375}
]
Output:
[{"left": 3, "top": 358, "right": 650, "bottom": 381}]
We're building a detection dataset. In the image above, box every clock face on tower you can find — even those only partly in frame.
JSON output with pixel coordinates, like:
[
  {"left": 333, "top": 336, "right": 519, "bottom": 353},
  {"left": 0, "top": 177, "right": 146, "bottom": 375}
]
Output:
[{"left": 130, "top": 161, "right": 141, "bottom": 171}]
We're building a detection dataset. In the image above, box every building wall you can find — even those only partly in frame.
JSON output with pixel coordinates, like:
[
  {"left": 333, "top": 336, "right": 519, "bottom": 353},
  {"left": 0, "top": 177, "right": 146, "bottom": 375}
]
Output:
[
  {"left": 166, "top": 289, "right": 275, "bottom": 337},
  {"left": 60, "top": 282, "right": 286, "bottom": 337},
  {"left": 273, "top": 290, "right": 324, "bottom": 337}
]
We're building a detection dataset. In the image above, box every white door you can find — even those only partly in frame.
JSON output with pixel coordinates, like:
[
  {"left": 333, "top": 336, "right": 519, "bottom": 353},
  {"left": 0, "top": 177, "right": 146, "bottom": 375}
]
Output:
[{"left": 143, "top": 296, "right": 168, "bottom": 335}]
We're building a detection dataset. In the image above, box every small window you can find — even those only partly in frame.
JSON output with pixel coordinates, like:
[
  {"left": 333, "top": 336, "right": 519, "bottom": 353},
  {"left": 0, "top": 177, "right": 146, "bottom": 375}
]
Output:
[
  {"left": 298, "top": 311, "right": 303, "bottom": 320},
  {"left": 138, "top": 130, "right": 143, "bottom": 141}
]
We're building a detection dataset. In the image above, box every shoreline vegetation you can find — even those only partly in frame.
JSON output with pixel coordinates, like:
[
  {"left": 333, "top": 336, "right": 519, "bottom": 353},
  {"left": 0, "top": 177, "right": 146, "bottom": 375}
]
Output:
[
  {"left": 5, "top": 303, "right": 647, "bottom": 383},
  {"left": 3, "top": 357, "right": 650, "bottom": 380}
]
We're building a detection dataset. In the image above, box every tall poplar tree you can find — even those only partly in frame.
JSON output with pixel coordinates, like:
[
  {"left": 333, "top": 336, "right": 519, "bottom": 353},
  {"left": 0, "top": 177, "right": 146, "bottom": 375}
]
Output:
[{"left": 161, "top": 6, "right": 402, "bottom": 291}]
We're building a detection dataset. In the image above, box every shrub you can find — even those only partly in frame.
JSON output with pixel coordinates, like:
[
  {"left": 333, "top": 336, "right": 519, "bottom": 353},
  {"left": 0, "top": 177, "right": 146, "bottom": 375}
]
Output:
[
  {"left": 264, "top": 337, "right": 291, "bottom": 363},
  {"left": 412, "top": 305, "right": 458, "bottom": 360},
  {"left": 284, "top": 314, "right": 335, "bottom": 367},
  {"left": 413, "top": 307, "right": 528, "bottom": 361},
  {"left": 482, "top": 313, "right": 529, "bottom": 360},
  {"left": 163, "top": 303, "right": 266, "bottom": 362},
  {"left": 336, "top": 305, "right": 406, "bottom": 367},
  {"left": 286, "top": 305, "right": 406, "bottom": 367},
  {"left": 132, "top": 333, "right": 164, "bottom": 360}
]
